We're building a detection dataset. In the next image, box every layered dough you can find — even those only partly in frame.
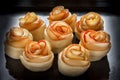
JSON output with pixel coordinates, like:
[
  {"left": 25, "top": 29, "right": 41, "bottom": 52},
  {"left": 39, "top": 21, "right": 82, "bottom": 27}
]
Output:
[
  {"left": 58, "top": 44, "right": 90, "bottom": 77},
  {"left": 19, "top": 40, "right": 54, "bottom": 72},
  {"left": 75, "top": 12, "right": 104, "bottom": 39},
  {"left": 44, "top": 21, "right": 73, "bottom": 53},
  {"left": 80, "top": 30, "right": 111, "bottom": 61},
  {"left": 19, "top": 12, "right": 46, "bottom": 41},
  {"left": 48, "top": 6, "right": 77, "bottom": 30},
  {"left": 5, "top": 27, "right": 33, "bottom": 59}
]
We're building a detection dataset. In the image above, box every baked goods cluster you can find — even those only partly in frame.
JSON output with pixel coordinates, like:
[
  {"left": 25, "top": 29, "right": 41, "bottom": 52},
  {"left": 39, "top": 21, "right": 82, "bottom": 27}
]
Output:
[{"left": 4, "top": 6, "right": 111, "bottom": 77}]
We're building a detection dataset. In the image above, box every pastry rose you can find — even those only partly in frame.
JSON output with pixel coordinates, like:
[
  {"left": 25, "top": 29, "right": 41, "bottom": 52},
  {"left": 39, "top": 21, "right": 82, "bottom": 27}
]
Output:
[
  {"left": 4, "top": 27, "right": 33, "bottom": 59},
  {"left": 19, "top": 40, "right": 54, "bottom": 72},
  {"left": 44, "top": 21, "right": 73, "bottom": 53},
  {"left": 75, "top": 12, "right": 104, "bottom": 39},
  {"left": 58, "top": 44, "right": 90, "bottom": 77},
  {"left": 80, "top": 30, "right": 111, "bottom": 61},
  {"left": 19, "top": 12, "right": 46, "bottom": 41},
  {"left": 48, "top": 6, "right": 77, "bottom": 30}
]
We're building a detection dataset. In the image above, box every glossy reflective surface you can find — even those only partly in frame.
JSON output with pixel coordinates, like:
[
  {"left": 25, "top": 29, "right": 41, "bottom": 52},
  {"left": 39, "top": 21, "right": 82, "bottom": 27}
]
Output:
[{"left": 0, "top": 11, "right": 120, "bottom": 80}]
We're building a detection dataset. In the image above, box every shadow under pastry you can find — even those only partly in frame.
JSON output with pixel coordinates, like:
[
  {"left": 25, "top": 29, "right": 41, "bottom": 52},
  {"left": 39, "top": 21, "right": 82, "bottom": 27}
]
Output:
[
  {"left": 87, "top": 56, "right": 110, "bottom": 80},
  {"left": 5, "top": 46, "right": 110, "bottom": 80},
  {"left": 5, "top": 54, "right": 58, "bottom": 80},
  {"left": 58, "top": 56, "right": 110, "bottom": 80}
]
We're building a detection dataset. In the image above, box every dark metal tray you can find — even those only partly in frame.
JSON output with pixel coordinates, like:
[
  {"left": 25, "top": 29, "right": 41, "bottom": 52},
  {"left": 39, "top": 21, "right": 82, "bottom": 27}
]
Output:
[{"left": 0, "top": 1, "right": 120, "bottom": 79}]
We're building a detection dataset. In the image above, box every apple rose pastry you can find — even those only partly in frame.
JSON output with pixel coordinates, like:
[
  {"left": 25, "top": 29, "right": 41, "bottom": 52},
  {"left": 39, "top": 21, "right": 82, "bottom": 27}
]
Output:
[
  {"left": 80, "top": 30, "right": 111, "bottom": 61},
  {"left": 44, "top": 21, "right": 73, "bottom": 54},
  {"left": 19, "top": 12, "right": 46, "bottom": 41},
  {"left": 19, "top": 40, "right": 54, "bottom": 72},
  {"left": 48, "top": 6, "right": 77, "bottom": 30},
  {"left": 4, "top": 27, "right": 33, "bottom": 59},
  {"left": 58, "top": 44, "right": 90, "bottom": 77},
  {"left": 75, "top": 12, "right": 104, "bottom": 39}
]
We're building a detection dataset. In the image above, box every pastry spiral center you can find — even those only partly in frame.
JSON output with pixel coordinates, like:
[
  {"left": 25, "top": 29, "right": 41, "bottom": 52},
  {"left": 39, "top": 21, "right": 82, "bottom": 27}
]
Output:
[
  {"left": 30, "top": 43, "right": 41, "bottom": 55},
  {"left": 20, "top": 12, "right": 37, "bottom": 24},
  {"left": 89, "top": 31, "right": 109, "bottom": 42},
  {"left": 62, "top": 44, "right": 89, "bottom": 66},
  {"left": 10, "top": 27, "right": 24, "bottom": 37}
]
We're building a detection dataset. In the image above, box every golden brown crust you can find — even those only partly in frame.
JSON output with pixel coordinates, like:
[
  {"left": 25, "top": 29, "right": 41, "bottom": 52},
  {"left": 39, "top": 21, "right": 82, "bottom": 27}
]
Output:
[
  {"left": 6, "top": 27, "right": 33, "bottom": 48},
  {"left": 60, "top": 44, "right": 90, "bottom": 67},
  {"left": 80, "top": 30, "right": 111, "bottom": 51},
  {"left": 19, "top": 12, "right": 44, "bottom": 31},
  {"left": 19, "top": 40, "right": 54, "bottom": 71},
  {"left": 23, "top": 40, "right": 52, "bottom": 63},
  {"left": 48, "top": 6, "right": 69, "bottom": 21},
  {"left": 75, "top": 12, "right": 104, "bottom": 33},
  {"left": 44, "top": 21, "right": 73, "bottom": 53},
  {"left": 46, "top": 21, "right": 73, "bottom": 40},
  {"left": 80, "top": 30, "right": 111, "bottom": 61},
  {"left": 58, "top": 44, "right": 90, "bottom": 76},
  {"left": 48, "top": 6, "right": 77, "bottom": 30}
]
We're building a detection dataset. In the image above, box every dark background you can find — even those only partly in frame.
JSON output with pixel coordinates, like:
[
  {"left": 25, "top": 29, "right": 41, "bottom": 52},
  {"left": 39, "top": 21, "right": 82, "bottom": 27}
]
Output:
[
  {"left": 0, "top": 0, "right": 120, "bottom": 80},
  {"left": 0, "top": 0, "right": 119, "bottom": 14}
]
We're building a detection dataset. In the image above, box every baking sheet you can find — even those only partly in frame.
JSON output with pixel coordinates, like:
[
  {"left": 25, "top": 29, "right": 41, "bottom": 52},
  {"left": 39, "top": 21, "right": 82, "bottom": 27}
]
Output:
[{"left": 0, "top": 11, "right": 120, "bottom": 80}]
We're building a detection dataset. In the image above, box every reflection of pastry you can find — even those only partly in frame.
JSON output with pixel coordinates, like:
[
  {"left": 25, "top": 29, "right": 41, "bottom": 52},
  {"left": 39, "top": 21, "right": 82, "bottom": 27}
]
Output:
[
  {"left": 75, "top": 12, "right": 104, "bottom": 39},
  {"left": 58, "top": 44, "right": 90, "bottom": 77},
  {"left": 80, "top": 30, "right": 111, "bottom": 61},
  {"left": 19, "top": 12, "right": 46, "bottom": 41},
  {"left": 44, "top": 21, "right": 73, "bottom": 53},
  {"left": 19, "top": 40, "right": 54, "bottom": 72},
  {"left": 48, "top": 6, "right": 77, "bottom": 30},
  {"left": 4, "top": 27, "right": 33, "bottom": 59}
]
